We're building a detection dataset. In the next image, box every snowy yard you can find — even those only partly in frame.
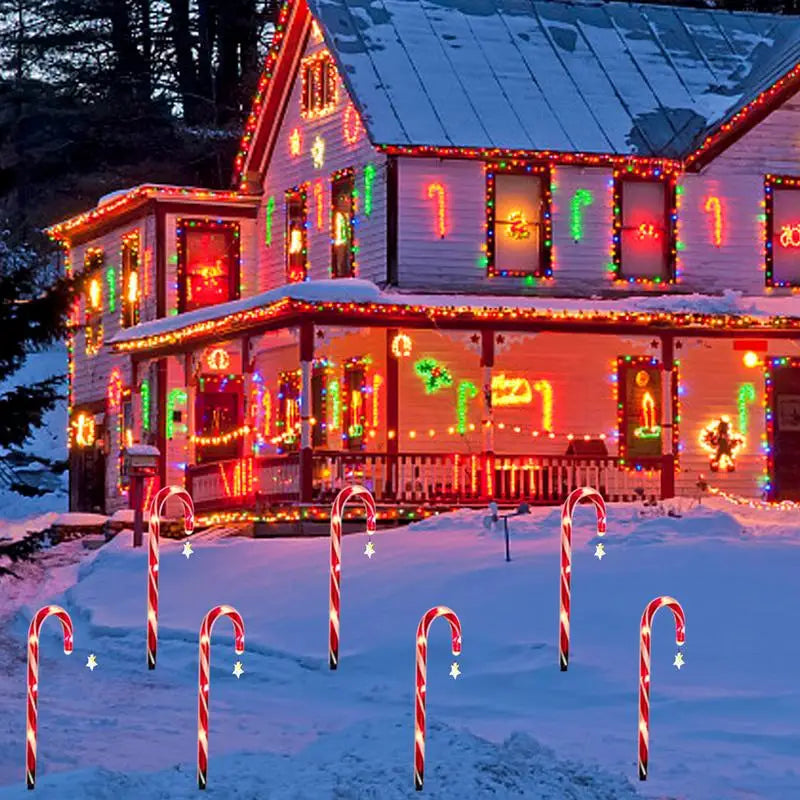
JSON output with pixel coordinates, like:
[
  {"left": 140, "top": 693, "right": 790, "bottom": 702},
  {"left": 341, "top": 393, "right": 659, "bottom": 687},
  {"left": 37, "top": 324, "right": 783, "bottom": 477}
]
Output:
[{"left": 0, "top": 498, "right": 798, "bottom": 798}]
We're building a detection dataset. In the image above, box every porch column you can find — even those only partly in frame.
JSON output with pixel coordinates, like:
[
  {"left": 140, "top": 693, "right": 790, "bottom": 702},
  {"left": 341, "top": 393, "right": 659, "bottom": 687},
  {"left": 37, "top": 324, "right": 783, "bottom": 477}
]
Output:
[
  {"left": 660, "top": 333, "right": 676, "bottom": 499},
  {"left": 299, "top": 321, "right": 314, "bottom": 503},
  {"left": 184, "top": 353, "right": 195, "bottom": 480},
  {"left": 480, "top": 329, "right": 495, "bottom": 498},
  {"left": 386, "top": 328, "right": 399, "bottom": 498}
]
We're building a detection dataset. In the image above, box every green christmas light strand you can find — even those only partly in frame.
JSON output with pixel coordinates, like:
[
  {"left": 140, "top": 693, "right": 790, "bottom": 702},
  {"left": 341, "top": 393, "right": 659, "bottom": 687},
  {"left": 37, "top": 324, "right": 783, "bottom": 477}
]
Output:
[
  {"left": 140, "top": 380, "right": 151, "bottom": 433},
  {"left": 106, "top": 268, "right": 116, "bottom": 313},
  {"left": 570, "top": 189, "right": 593, "bottom": 242},
  {"left": 456, "top": 381, "right": 478, "bottom": 434},
  {"left": 265, "top": 196, "right": 276, "bottom": 246},
  {"left": 363, "top": 164, "right": 376, "bottom": 217},
  {"left": 737, "top": 382, "right": 756, "bottom": 436},
  {"left": 166, "top": 388, "right": 188, "bottom": 439}
]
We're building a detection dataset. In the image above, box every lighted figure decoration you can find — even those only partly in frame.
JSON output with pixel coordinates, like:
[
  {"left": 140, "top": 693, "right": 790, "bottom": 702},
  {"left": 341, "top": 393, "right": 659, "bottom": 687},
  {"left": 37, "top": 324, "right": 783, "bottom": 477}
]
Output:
[
  {"left": 491, "top": 373, "right": 532, "bottom": 406},
  {"left": 413, "top": 606, "right": 463, "bottom": 791},
  {"left": 166, "top": 389, "right": 188, "bottom": 439},
  {"left": 533, "top": 379, "right": 553, "bottom": 431},
  {"left": 703, "top": 196, "right": 723, "bottom": 246},
  {"left": 737, "top": 382, "right": 756, "bottom": 435},
  {"left": 457, "top": 381, "right": 478, "bottom": 434},
  {"left": 371, "top": 374, "right": 383, "bottom": 428},
  {"left": 206, "top": 347, "right": 231, "bottom": 372},
  {"left": 106, "top": 267, "right": 116, "bottom": 313},
  {"left": 71, "top": 411, "right": 96, "bottom": 447},
  {"left": 140, "top": 380, "right": 151, "bottom": 433},
  {"left": 197, "top": 605, "right": 245, "bottom": 790},
  {"left": 779, "top": 223, "right": 800, "bottom": 248},
  {"left": 363, "top": 164, "right": 376, "bottom": 217},
  {"left": 289, "top": 127, "right": 302, "bottom": 156},
  {"left": 426, "top": 183, "right": 447, "bottom": 238},
  {"left": 264, "top": 196, "right": 276, "bottom": 246},
  {"left": 506, "top": 209, "right": 531, "bottom": 240},
  {"left": 699, "top": 415, "right": 745, "bottom": 472},
  {"left": 570, "top": 189, "right": 594, "bottom": 242},
  {"left": 742, "top": 350, "right": 760, "bottom": 368},
  {"left": 559, "top": 487, "right": 607, "bottom": 671},
  {"left": 638, "top": 596, "right": 686, "bottom": 781},
  {"left": 343, "top": 103, "right": 364, "bottom": 145},
  {"left": 147, "top": 486, "right": 195, "bottom": 669},
  {"left": 26, "top": 605, "right": 73, "bottom": 790},
  {"left": 333, "top": 210, "right": 349, "bottom": 246},
  {"left": 328, "top": 378, "right": 341, "bottom": 430},
  {"left": 415, "top": 358, "right": 453, "bottom": 394},
  {"left": 391, "top": 332, "right": 413, "bottom": 358},
  {"left": 107, "top": 368, "right": 123, "bottom": 409},
  {"left": 311, "top": 135, "right": 326, "bottom": 169},
  {"left": 329, "top": 485, "right": 377, "bottom": 669},
  {"left": 634, "top": 390, "right": 661, "bottom": 438}
]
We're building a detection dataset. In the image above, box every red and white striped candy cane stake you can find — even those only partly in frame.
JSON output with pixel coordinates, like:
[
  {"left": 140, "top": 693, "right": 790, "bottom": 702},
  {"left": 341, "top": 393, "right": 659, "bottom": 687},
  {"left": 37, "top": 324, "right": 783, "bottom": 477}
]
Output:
[
  {"left": 414, "top": 606, "right": 462, "bottom": 792},
  {"left": 197, "top": 605, "right": 245, "bottom": 790},
  {"left": 559, "top": 487, "right": 606, "bottom": 671},
  {"left": 147, "top": 485, "right": 194, "bottom": 670},
  {"left": 329, "top": 485, "right": 377, "bottom": 670},
  {"left": 26, "top": 605, "right": 73, "bottom": 790},
  {"left": 638, "top": 595, "right": 685, "bottom": 781}
]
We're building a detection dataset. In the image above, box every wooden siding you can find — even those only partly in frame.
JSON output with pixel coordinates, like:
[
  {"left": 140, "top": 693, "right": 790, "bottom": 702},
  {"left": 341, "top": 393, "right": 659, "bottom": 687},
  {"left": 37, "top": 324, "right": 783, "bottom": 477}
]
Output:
[{"left": 257, "top": 33, "right": 387, "bottom": 290}]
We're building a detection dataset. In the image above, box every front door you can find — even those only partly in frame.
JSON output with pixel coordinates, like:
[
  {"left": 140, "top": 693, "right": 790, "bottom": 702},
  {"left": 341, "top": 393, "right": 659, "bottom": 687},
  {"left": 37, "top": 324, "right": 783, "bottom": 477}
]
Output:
[
  {"left": 768, "top": 361, "right": 800, "bottom": 500},
  {"left": 69, "top": 438, "right": 106, "bottom": 512}
]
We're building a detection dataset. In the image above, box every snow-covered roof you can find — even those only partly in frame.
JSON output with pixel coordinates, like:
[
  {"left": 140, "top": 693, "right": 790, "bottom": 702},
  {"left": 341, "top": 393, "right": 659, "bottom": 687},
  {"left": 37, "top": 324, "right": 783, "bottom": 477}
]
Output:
[
  {"left": 111, "top": 279, "right": 800, "bottom": 354},
  {"left": 308, "top": 0, "right": 800, "bottom": 158}
]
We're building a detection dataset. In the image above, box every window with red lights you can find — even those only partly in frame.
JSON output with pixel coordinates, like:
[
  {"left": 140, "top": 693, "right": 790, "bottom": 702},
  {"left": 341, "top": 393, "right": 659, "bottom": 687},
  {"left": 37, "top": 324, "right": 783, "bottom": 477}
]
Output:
[
  {"left": 194, "top": 376, "right": 244, "bottom": 463},
  {"left": 765, "top": 176, "right": 800, "bottom": 287},
  {"left": 486, "top": 164, "right": 552, "bottom": 278},
  {"left": 613, "top": 177, "right": 675, "bottom": 283},
  {"left": 285, "top": 187, "right": 308, "bottom": 283},
  {"left": 177, "top": 219, "right": 240, "bottom": 313},
  {"left": 331, "top": 169, "right": 355, "bottom": 278},
  {"left": 301, "top": 51, "right": 338, "bottom": 118},
  {"left": 617, "top": 358, "right": 663, "bottom": 468},
  {"left": 121, "top": 233, "right": 140, "bottom": 327}
]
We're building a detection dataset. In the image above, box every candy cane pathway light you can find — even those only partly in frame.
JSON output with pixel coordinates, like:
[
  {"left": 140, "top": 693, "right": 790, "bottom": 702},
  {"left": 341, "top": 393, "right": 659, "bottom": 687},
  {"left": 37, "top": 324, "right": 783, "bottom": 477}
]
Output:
[
  {"left": 197, "top": 605, "right": 245, "bottom": 790},
  {"left": 638, "top": 596, "right": 686, "bottom": 781},
  {"left": 26, "top": 605, "right": 73, "bottom": 790},
  {"left": 414, "top": 606, "right": 462, "bottom": 792},
  {"left": 147, "top": 485, "right": 194, "bottom": 669},
  {"left": 559, "top": 487, "right": 607, "bottom": 671},
  {"left": 329, "top": 485, "right": 377, "bottom": 670}
]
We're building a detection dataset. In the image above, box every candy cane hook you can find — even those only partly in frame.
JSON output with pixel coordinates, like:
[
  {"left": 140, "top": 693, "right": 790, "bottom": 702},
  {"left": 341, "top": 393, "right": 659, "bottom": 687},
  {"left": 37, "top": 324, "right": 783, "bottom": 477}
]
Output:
[
  {"left": 197, "top": 605, "right": 245, "bottom": 790},
  {"left": 147, "top": 485, "right": 194, "bottom": 669},
  {"left": 26, "top": 605, "right": 73, "bottom": 790},
  {"left": 703, "top": 195, "right": 723, "bottom": 247},
  {"left": 329, "top": 485, "right": 377, "bottom": 670},
  {"left": 639, "top": 595, "right": 685, "bottom": 781},
  {"left": 559, "top": 487, "right": 606, "bottom": 671},
  {"left": 414, "top": 606, "right": 462, "bottom": 792},
  {"left": 426, "top": 183, "right": 447, "bottom": 238}
]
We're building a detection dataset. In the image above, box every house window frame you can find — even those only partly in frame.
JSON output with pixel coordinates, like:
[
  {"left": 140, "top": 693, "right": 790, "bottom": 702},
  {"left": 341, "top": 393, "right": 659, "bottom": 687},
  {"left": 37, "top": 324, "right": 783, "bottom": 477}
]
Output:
[
  {"left": 764, "top": 174, "right": 800, "bottom": 288},
  {"left": 485, "top": 162, "right": 552, "bottom": 279},
  {"left": 84, "top": 248, "right": 104, "bottom": 355},
  {"left": 343, "top": 356, "right": 368, "bottom": 451},
  {"left": 176, "top": 218, "right": 241, "bottom": 313},
  {"left": 285, "top": 185, "right": 308, "bottom": 283},
  {"left": 611, "top": 171, "right": 677, "bottom": 285},
  {"left": 277, "top": 369, "right": 301, "bottom": 452},
  {"left": 331, "top": 167, "right": 356, "bottom": 278},
  {"left": 121, "top": 231, "right": 140, "bottom": 327},
  {"left": 300, "top": 50, "right": 339, "bottom": 119}
]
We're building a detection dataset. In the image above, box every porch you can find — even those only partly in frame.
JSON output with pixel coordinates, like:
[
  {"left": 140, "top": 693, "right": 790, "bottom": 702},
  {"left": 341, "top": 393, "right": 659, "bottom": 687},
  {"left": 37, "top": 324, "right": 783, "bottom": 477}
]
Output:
[{"left": 186, "top": 451, "right": 661, "bottom": 515}]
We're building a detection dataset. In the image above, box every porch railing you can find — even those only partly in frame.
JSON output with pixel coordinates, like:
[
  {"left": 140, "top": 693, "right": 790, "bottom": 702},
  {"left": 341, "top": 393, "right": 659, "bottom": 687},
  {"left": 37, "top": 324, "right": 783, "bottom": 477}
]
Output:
[{"left": 187, "top": 451, "right": 660, "bottom": 513}]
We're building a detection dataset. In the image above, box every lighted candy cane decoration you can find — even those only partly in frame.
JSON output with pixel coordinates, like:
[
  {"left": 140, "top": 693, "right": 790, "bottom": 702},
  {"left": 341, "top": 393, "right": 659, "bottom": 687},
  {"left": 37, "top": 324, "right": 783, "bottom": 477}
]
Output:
[
  {"left": 533, "top": 379, "right": 553, "bottom": 431},
  {"left": 426, "top": 183, "right": 447, "bottom": 238},
  {"left": 197, "top": 605, "right": 245, "bottom": 790},
  {"left": 638, "top": 596, "right": 685, "bottom": 781},
  {"left": 414, "top": 606, "right": 462, "bottom": 792},
  {"left": 26, "top": 605, "right": 73, "bottom": 790},
  {"left": 704, "top": 195, "right": 723, "bottom": 246},
  {"left": 147, "top": 485, "right": 194, "bottom": 669},
  {"left": 559, "top": 487, "right": 606, "bottom": 671},
  {"left": 329, "top": 485, "right": 377, "bottom": 669}
]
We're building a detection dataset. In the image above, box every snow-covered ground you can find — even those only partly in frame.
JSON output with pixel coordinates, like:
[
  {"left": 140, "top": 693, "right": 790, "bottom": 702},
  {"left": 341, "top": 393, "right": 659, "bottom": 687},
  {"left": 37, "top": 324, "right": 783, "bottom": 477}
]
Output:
[{"left": 0, "top": 498, "right": 798, "bottom": 798}]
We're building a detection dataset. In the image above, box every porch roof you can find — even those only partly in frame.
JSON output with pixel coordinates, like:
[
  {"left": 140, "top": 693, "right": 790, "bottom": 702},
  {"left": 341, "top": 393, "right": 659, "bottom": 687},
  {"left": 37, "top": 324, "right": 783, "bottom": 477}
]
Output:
[{"left": 109, "top": 279, "right": 800, "bottom": 358}]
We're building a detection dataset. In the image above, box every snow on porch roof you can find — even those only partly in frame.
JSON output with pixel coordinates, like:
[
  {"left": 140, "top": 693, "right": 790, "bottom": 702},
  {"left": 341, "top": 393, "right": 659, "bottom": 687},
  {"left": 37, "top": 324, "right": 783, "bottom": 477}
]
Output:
[
  {"left": 110, "top": 278, "right": 800, "bottom": 354},
  {"left": 307, "top": 0, "right": 800, "bottom": 159}
]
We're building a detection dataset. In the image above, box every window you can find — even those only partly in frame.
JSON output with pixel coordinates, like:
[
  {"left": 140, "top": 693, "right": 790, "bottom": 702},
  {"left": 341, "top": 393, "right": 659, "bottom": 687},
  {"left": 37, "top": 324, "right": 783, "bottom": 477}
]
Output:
[
  {"left": 617, "top": 356, "right": 664, "bottom": 468},
  {"left": 177, "top": 219, "right": 240, "bottom": 312},
  {"left": 343, "top": 357, "right": 367, "bottom": 450},
  {"left": 121, "top": 232, "right": 140, "bottom": 327},
  {"left": 331, "top": 169, "right": 355, "bottom": 278},
  {"left": 765, "top": 175, "right": 800, "bottom": 286},
  {"left": 285, "top": 186, "right": 308, "bottom": 282},
  {"left": 301, "top": 51, "right": 338, "bottom": 118},
  {"left": 612, "top": 174, "right": 676, "bottom": 283},
  {"left": 84, "top": 249, "right": 104, "bottom": 355},
  {"left": 194, "top": 376, "right": 244, "bottom": 463},
  {"left": 277, "top": 370, "right": 301, "bottom": 452},
  {"left": 486, "top": 164, "right": 552, "bottom": 278}
]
